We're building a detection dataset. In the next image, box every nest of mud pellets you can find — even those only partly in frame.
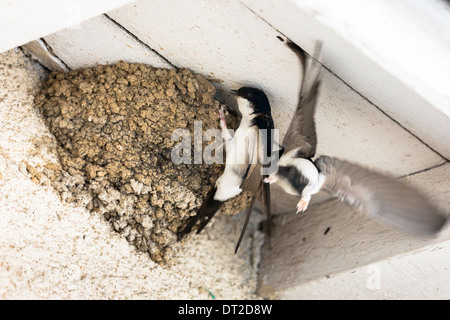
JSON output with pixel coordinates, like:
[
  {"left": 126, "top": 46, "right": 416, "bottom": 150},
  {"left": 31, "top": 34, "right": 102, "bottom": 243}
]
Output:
[{"left": 33, "top": 62, "right": 252, "bottom": 264}]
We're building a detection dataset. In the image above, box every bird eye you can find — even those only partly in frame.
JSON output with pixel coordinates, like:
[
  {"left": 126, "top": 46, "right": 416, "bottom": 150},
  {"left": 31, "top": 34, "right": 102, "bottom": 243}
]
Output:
[{"left": 246, "top": 92, "right": 253, "bottom": 98}]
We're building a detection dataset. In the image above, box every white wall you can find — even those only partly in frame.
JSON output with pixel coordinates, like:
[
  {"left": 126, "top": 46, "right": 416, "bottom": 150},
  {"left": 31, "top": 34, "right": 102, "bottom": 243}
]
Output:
[
  {"left": 241, "top": 0, "right": 450, "bottom": 159},
  {"left": 0, "top": 0, "right": 136, "bottom": 53}
]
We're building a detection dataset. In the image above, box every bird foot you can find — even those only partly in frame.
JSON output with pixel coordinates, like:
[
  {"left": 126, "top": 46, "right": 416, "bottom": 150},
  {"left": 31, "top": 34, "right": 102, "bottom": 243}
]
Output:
[
  {"left": 219, "top": 106, "right": 233, "bottom": 142},
  {"left": 263, "top": 174, "right": 278, "bottom": 184},
  {"left": 296, "top": 195, "right": 311, "bottom": 213}
]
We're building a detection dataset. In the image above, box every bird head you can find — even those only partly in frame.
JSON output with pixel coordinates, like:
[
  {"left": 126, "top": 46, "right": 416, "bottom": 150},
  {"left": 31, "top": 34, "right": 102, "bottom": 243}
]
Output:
[{"left": 231, "top": 87, "right": 271, "bottom": 117}]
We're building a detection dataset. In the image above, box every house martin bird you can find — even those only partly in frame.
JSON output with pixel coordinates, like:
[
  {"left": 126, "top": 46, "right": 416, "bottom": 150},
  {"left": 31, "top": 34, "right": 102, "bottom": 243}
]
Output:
[
  {"left": 265, "top": 40, "right": 447, "bottom": 235},
  {"left": 178, "top": 86, "right": 274, "bottom": 252}
]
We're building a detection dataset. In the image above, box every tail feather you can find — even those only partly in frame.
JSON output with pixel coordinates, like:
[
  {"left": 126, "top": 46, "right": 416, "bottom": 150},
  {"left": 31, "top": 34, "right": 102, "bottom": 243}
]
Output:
[
  {"left": 263, "top": 176, "right": 271, "bottom": 238},
  {"left": 235, "top": 196, "right": 256, "bottom": 253},
  {"left": 177, "top": 187, "right": 223, "bottom": 240}
]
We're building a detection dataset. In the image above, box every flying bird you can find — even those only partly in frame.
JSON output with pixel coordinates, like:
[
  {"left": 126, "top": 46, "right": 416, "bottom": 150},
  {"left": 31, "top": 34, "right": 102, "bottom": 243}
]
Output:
[
  {"left": 178, "top": 86, "right": 274, "bottom": 252},
  {"left": 265, "top": 40, "right": 447, "bottom": 235}
]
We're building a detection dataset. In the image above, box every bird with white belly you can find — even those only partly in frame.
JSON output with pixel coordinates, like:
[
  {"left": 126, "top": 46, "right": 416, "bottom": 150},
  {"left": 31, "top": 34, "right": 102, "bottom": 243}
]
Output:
[{"left": 179, "top": 85, "right": 274, "bottom": 252}]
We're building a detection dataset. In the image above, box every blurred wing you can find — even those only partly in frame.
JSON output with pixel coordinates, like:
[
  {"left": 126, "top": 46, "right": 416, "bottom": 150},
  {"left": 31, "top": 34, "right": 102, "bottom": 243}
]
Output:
[
  {"left": 315, "top": 156, "right": 448, "bottom": 235},
  {"left": 282, "top": 41, "right": 323, "bottom": 158}
]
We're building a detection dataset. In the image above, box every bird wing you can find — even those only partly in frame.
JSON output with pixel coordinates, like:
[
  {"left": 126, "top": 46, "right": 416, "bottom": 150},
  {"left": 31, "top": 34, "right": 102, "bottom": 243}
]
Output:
[
  {"left": 232, "top": 126, "right": 260, "bottom": 191},
  {"left": 315, "top": 156, "right": 448, "bottom": 235},
  {"left": 234, "top": 196, "right": 256, "bottom": 253},
  {"left": 235, "top": 115, "right": 274, "bottom": 253},
  {"left": 233, "top": 132, "right": 261, "bottom": 253},
  {"left": 282, "top": 41, "right": 323, "bottom": 159}
]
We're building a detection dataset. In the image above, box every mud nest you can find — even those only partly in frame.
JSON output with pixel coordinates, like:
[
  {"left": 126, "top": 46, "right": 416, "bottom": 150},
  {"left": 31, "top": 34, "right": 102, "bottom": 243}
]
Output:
[{"left": 33, "top": 62, "right": 252, "bottom": 264}]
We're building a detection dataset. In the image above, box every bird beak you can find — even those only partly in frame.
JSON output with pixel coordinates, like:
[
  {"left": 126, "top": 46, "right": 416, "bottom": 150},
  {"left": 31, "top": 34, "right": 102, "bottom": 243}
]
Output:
[{"left": 230, "top": 89, "right": 238, "bottom": 96}]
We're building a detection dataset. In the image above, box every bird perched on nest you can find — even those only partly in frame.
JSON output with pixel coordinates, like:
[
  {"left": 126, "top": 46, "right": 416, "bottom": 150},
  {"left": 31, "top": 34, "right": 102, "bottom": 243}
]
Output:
[
  {"left": 178, "top": 85, "right": 274, "bottom": 252},
  {"left": 265, "top": 40, "right": 448, "bottom": 235}
]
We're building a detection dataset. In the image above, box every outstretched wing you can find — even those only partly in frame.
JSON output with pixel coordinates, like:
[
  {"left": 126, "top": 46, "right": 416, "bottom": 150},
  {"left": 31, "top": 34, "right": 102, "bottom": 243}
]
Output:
[
  {"left": 282, "top": 41, "right": 323, "bottom": 159},
  {"left": 315, "top": 156, "right": 448, "bottom": 235}
]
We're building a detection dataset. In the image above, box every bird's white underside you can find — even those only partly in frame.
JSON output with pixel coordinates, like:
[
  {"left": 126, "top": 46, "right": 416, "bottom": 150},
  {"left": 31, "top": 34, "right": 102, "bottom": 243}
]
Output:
[
  {"left": 214, "top": 97, "right": 258, "bottom": 202},
  {"left": 273, "top": 148, "right": 325, "bottom": 198}
]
